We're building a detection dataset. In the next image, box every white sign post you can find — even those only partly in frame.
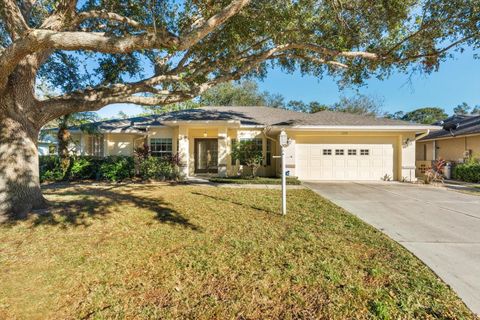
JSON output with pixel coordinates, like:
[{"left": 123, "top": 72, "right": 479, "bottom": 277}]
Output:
[{"left": 279, "top": 130, "right": 289, "bottom": 216}]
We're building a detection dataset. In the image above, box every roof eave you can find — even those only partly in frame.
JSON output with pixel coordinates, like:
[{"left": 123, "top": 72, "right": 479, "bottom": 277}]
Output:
[
  {"left": 419, "top": 132, "right": 480, "bottom": 142},
  {"left": 276, "top": 125, "right": 441, "bottom": 132}
]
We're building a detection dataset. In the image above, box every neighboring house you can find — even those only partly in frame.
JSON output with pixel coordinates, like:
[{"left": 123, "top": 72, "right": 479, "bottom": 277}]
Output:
[
  {"left": 61, "top": 106, "right": 436, "bottom": 181},
  {"left": 37, "top": 134, "right": 57, "bottom": 155},
  {"left": 416, "top": 115, "right": 480, "bottom": 175}
]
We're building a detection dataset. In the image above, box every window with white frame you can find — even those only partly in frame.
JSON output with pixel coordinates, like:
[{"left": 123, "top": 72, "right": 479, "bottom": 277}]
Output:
[
  {"left": 150, "top": 138, "right": 173, "bottom": 158},
  {"left": 87, "top": 135, "right": 104, "bottom": 157},
  {"left": 335, "top": 149, "right": 344, "bottom": 156},
  {"left": 323, "top": 149, "right": 332, "bottom": 155},
  {"left": 360, "top": 149, "right": 370, "bottom": 156},
  {"left": 348, "top": 149, "right": 357, "bottom": 156},
  {"left": 266, "top": 139, "right": 272, "bottom": 166}
]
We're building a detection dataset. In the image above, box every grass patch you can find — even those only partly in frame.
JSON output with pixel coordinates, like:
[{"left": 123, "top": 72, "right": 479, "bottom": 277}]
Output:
[
  {"left": 209, "top": 176, "right": 301, "bottom": 185},
  {"left": 0, "top": 183, "right": 473, "bottom": 319}
]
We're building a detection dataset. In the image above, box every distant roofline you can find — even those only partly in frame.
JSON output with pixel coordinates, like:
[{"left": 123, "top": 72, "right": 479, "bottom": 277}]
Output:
[
  {"left": 419, "top": 132, "right": 480, "bottom": 142},
  {"left": 43, "top": 106, "right": 438, "bottom": 132}
]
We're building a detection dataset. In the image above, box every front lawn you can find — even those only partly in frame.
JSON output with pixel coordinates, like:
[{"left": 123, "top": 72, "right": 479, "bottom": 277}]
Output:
[
  {"left": 0, "top": 184, "right": 473, "bottom": 319},
  {"left": 209, "top": 176, "right": 301, "bottom": 185}
]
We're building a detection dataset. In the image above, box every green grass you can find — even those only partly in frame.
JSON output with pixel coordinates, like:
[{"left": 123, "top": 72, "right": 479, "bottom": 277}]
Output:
[
  {"left": 0, "top": 183, "right": 473, "bottom": 319},
  {"left": 209, "top": 176, "right": 301, "bottom": 185}
]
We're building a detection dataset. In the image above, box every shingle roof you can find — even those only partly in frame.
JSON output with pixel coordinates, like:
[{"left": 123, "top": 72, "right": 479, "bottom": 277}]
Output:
[
  {"left": 71, "top": 106, "right": 425, "bottom": 132},
  {"left": 286, "top": 110, "right": 417, "bottom": 126},
  {"left": 419, "top": 114, "right": 480, "bottom": 140}
]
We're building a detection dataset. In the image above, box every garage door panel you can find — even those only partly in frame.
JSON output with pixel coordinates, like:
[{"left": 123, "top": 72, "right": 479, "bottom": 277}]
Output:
[{"left": 296, "top": 143, "right": 394, "bottom": 181}]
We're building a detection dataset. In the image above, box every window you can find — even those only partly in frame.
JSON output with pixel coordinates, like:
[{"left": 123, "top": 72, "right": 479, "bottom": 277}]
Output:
[
  {"left": 87, "top": 135, "right": 104, "bottom": 157},
  {"left": 150, "top": 138, "right": 172, "bottom": 158},
  {"left": 266, "top": 139, "right": 272, "bottom": 166},
  {"left": 348, "top": 149, "right": 357, "bottom": 156},
  {"left": 323, "top": 149, "right": 332, "bottom": 155},
  {"left": 360, "top": 149, "right": 370, "bottom": 156},
  {"left": 335, "top": 149, "right": 344, "bottom": 156}
]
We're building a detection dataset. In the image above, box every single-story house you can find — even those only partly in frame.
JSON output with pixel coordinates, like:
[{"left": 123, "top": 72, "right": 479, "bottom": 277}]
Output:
[
  {"left": 61, "top": 106, "right": 437, "bottom": 181},
  {"left": 38, "top": 134, "right": 57, "bottom": 156},
  {"left": 416, "top": 114, "right": 480, "bottom": 175}
]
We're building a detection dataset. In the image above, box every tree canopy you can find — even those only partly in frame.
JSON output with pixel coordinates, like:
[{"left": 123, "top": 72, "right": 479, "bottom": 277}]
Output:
[
  {"left": 1, "top": 0, "right": 479, "bottom": 121},
  {"left": 386, "top": 107, "right": 448, "bottom": 124},
  {"left": 453, "top": 102, "right": 480, "bottom": 115},
  {"left": 140, "top": 81, "right": 382, "bottom": 116}
]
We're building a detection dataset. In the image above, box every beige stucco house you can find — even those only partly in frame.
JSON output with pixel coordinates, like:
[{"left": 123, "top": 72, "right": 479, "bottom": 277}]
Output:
[
  {"left": 67, "top": 107, "right": 436, "bottom": 181},
  {"left": 416, "top": 115, "right": 480, "bottom": 175}
]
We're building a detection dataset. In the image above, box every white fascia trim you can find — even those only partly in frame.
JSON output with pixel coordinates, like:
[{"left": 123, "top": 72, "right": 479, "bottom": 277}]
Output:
[
  {"left": 419, "top": 132, "right": 480, "bottom": 142},
  {"left": 161, "top": 120, "right": 241, "bottom": 126},
  {"left": 278, "top": 125, "right": 441, "bottom": 132},
  {"left": 238, "top": 125, "right": 267, "bottom": 129}
]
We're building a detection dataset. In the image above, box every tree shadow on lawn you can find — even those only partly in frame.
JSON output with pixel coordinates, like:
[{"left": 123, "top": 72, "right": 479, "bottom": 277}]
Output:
[
  {"left": 191, "top": 191, "right": 278, "bottom": 215},
  {"left": 2, "top": 184, "right": 200, "bottom": 231}
]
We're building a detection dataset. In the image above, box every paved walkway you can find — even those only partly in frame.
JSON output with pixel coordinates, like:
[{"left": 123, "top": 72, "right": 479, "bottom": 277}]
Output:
[{"left": 304, "top": 181, "right": 480, "bottom": 315}]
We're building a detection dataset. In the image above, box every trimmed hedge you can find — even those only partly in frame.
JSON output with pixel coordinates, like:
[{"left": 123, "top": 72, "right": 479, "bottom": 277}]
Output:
[
  {"left": 39, "top": 155, "right": 178, "bottom": 183},
  {"left": 453, "top": 163, "right": 480, "bottom": 183}
]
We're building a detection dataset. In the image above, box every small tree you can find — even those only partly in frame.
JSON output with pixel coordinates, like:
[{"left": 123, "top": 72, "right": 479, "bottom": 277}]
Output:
[{"left": 231, "top": 140, "right": 263, "bottom": 178}]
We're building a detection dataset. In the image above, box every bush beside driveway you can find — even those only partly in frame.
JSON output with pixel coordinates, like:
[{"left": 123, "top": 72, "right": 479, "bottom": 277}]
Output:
[{"left": 0, "top": 183, "right": 474, "bottom": 319}]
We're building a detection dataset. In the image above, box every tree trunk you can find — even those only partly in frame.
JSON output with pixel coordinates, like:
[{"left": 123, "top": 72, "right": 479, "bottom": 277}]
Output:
[
  {"left": 0, "top": 95, "right": 46, "bottom": 221},
  {"left": 57, "top": 115, "right": 71, "bottom": 177}
]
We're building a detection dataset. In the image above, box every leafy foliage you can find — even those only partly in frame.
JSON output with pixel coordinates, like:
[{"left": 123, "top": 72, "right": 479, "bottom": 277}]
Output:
[
  {"left": 40, "top": 156, "right": 133, "bottom": 182},
  {"left": 424, "top": 159, "right": 446, "bottom": 184},
  {"left": 453, "top": 157, "right": 480, "bottom": 182},
  {"left": 4, "top": 0, "right": 479, "bottom": 112},
  {"left": 231, "top": 140, "right": 264, "bottom": 177},
  {"left": 330, "top": 95, "right": 384, "bottom": 116},
  {"left": 199, "top": 81, "right": 284, "bottom": 107},
  {"left": 386, "top": 107, "right": 449, "bottom": 124},
  {"left": 138, "top": 156, "right": 181, "bottom": 181},
  {"left": 99, "top": 156, "right": 135, "bottom": 182}
]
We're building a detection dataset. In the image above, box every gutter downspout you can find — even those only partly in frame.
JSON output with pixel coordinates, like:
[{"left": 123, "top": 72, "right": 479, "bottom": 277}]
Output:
[{"left": 415, "top": 129, "right": 430, "bottom": 141}]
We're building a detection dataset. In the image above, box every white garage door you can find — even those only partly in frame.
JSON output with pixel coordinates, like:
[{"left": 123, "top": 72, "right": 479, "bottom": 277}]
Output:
[{"left": 296, "top": 144, "right": 394, "bottom": 181}]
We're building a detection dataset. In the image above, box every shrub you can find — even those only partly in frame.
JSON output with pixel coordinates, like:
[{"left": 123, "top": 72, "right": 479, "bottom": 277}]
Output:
[
  {"left": 69, "top": 157, "right": 99, "bottom": 180},
  {"left": 99, "top": 156, "right": 135, "bottom": 181},
  {"left": 39, "top": 156, "right": 63, "bottom": 182},
  {"left": 453, "top": 163, "right": 480, "bottom": 183},
  {"left": 424, "top": 159, "right": 446, "bottom": 184},
  {"left": 39, "top": 155, "right": 180, "bottom": 182},
  {"left": 138, "top": 156, "right": 177, "bottom": 180},
  {"left": 231, "top": 140, "right": 263, "bottom": 177}
]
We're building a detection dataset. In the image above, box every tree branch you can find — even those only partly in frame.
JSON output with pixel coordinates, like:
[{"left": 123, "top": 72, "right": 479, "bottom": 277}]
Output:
[
  {"left": 178, "top": 0, "right": 252, "bottom": 50},
  {"left": 71, "top": 10, "right": 146, "bottom": 30},
  {"left": 1, "top": 0, "right": 30, "bottom": 40}
]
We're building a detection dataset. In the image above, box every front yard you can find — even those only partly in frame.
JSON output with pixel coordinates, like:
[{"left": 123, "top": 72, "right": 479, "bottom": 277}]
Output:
[{"left": 0, "top": 183, "right": 473, "bottom": 319}]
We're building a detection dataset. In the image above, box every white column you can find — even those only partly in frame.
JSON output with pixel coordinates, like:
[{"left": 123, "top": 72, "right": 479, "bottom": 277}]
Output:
[
  {"left": 218, "top": 127, "right": 228, "bottom": 177},
  {"left": 401, "top": 134, "right": 417, "bottom": 182},
  {"left": 178, "top": 126, "right": 189, "bottom": 177},
  {"left": 103, "top": 133, "right": 109, "bottom": 157}
]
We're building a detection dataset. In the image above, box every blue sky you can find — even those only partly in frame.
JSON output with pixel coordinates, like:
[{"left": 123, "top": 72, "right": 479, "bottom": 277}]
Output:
[{"left": 97, "top": 48, "right": 480, "bottom": 118}]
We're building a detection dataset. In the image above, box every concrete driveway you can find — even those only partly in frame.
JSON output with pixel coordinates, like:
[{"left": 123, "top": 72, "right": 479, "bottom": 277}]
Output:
[{"left": 304, "top": 181, "right": 480, "bottom": 315}]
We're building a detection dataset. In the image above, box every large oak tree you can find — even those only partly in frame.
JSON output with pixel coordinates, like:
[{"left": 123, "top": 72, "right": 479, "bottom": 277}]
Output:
[{"left": 0, "top": 0, "right": 478, "bottom": 219}]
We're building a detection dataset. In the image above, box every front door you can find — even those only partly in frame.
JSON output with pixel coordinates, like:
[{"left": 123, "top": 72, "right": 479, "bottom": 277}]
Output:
[{"left": 194, "top": 139, "right": 218, "bottom": 173}]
